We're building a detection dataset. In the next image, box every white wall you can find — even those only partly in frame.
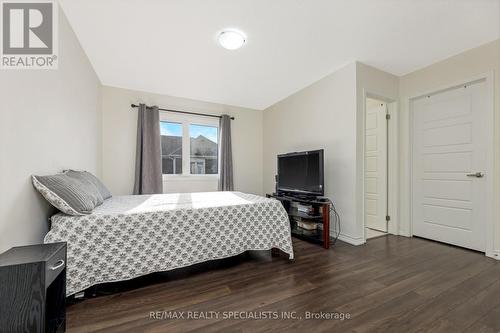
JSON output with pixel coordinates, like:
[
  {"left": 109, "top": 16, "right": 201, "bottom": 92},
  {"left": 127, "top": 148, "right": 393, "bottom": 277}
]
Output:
[
  {"left": 263, "top": 63, "right": 358, "bottom": 239},
  {"left": 101, "top": 86, "right": 263, "bottom": 196},
  {"left": 0, "top": 10, "right": 102, "bottom": 253},
  {"left": 262, "top": 62, "right": 399, "bottom": 244},
  {"left": 399, "top": 39, "right": 500, "bottom": 258}
]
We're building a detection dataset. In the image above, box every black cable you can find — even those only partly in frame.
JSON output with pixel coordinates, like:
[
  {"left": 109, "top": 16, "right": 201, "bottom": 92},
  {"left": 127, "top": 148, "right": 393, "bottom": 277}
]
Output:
[{"left": 332, "top": 204, "right": 340, "bottom": 246}]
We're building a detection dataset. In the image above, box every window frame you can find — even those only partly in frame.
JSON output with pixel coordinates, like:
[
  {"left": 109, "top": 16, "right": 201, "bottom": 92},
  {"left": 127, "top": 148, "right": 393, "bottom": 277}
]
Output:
[{"left": 160, "top": 112, "right": 220, "bottom": 180}]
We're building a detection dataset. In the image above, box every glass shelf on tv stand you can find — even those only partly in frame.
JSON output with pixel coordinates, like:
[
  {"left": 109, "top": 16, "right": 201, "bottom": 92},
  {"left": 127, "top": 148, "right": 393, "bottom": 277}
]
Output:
[{"left": 267, "top": 193, "right": 331, "bottom": 249}]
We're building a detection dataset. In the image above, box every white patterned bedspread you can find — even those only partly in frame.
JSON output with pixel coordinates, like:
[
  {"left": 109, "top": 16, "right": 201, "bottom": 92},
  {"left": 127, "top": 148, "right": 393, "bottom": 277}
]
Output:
[{"left": 44, "top": 192, "right": 294, "bottom": 296}]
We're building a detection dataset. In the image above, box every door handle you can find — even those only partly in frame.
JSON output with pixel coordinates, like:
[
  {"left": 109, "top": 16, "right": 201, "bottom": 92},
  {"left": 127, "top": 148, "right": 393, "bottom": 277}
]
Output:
[{"left": 466, "top": 172, "right": 484, "bottom": 178}]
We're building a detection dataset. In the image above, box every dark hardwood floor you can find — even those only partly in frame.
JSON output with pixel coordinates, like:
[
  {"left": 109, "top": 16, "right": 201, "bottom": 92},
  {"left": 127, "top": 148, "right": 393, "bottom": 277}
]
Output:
[{"left": 66, "top": 236, "right": 500, "bottom": 333}]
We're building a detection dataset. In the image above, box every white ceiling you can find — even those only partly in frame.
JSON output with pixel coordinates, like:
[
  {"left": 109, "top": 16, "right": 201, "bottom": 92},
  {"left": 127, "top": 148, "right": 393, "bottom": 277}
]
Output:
[{"left": 59, "top": 0, "right": 500, "bottom": 110}]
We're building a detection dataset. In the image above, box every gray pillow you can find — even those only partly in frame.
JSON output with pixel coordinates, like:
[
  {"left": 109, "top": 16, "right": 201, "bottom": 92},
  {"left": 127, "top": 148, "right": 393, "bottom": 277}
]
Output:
[
  {"left": 66, "top": 170, "right": 112, "bottom": 200},
  {"left": 32, "top": 173, "right": 102, "bottom": 215}
]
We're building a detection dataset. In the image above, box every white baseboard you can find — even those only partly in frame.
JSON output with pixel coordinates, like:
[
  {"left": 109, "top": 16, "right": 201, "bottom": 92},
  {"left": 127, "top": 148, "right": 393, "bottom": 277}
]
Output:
[
  {"left": 486, "top": 250, "right": 500, "bottom": 260},
  {"left": 334, "top": 232, "right": 365, "bottom": 246}
]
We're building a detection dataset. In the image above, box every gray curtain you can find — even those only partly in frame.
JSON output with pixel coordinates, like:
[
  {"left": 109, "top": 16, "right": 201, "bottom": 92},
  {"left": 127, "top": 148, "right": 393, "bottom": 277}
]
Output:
[
  {"left": 133, "top": 104, "right": 163, "bottom": 194},
  {"left": 218, "top": 114, "right": 234, "bottom": 191}
]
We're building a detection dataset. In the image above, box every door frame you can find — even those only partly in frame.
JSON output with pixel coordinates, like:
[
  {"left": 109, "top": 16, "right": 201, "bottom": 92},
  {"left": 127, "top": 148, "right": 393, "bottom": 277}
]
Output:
[
  {"left": 408, "top": 72, "right": 495, "bottom": 259},
  {"left": 362, "top": 90, "right": 399, "bottom": 242}
]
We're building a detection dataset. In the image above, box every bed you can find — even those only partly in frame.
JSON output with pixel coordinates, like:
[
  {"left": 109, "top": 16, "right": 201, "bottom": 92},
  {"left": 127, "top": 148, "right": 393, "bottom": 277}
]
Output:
[{"left": 44, "top": 191, "right": 294, "bottom": 296}]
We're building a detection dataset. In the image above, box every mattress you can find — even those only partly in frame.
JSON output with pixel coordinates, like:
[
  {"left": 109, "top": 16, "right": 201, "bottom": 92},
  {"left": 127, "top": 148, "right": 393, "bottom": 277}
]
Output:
[{"left": 44, "top": 191, "right": 294, "bottom": 296}]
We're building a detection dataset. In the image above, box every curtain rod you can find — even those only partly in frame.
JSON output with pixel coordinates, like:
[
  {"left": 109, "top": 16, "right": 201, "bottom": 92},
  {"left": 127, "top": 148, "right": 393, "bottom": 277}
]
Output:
[{"left": 130, "top": 104, "right": 235, "bottom": 120}]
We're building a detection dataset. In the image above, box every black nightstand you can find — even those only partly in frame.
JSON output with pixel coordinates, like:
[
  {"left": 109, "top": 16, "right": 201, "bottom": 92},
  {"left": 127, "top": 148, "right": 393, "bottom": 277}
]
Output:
[{"left": 0, "top": 242, "right": 66, "bottom": 333}]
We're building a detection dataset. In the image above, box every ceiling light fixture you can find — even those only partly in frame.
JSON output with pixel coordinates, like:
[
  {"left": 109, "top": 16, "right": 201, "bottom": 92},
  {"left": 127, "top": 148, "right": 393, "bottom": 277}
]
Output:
[{"left": 218, "top": 30, "right": 246, "bottom": 50}]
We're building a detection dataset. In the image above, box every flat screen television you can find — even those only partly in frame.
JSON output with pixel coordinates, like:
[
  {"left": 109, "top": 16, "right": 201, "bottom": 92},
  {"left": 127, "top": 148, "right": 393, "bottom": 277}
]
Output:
[{"left": 277, "top": 149, "right": 324, "bottom": 196}]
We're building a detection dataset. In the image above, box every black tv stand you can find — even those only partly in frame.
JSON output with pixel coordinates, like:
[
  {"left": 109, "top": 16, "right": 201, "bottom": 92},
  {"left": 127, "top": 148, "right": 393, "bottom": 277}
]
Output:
[
  {"left": 267, "top": 193, "right": 330, "bottom": 249},
  {"left": 290, "top": 194, "right": 318, "bottom": 201},
  {"left": 275, "top": 192, "right": 327, "bottom": 204}
]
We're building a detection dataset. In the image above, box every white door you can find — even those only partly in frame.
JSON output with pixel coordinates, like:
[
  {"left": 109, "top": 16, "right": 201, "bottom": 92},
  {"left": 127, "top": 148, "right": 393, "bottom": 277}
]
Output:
[
  {"left": 364, "top": 103, "right": 387, "bottom": 232},
  {"left": 412, "top": 80, "right": 488, "bottom": 251}
]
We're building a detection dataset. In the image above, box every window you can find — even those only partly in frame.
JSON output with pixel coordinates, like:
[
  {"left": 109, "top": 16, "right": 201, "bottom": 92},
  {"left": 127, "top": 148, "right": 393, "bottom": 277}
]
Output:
[
  {"left": 160, "top": 122, "right": 183, "bottom": 174},
  {"left": 189, "top": 124, "right": 218, "bottom": 174},
  {"left": 160, "top": 114, "right": 219, "bottom": 177}
]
